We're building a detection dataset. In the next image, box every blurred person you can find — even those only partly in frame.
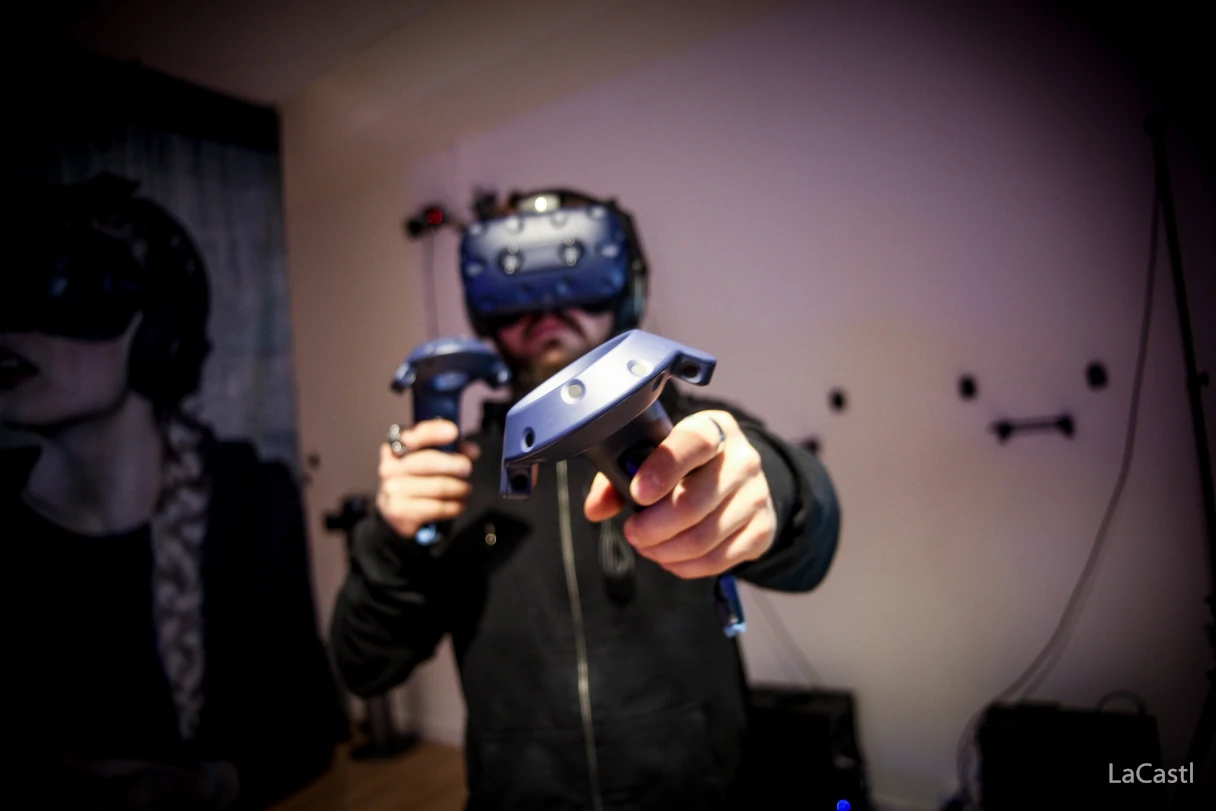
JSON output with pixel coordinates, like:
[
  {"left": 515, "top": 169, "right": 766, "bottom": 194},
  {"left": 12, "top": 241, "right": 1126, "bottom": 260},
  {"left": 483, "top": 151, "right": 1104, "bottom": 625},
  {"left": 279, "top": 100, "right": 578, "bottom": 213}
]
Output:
[
  {"left": 331, "top": 189, "right": 841, "bottom": 809},
  {"left": 1, "top": 174, "right": 347, "bottom": 810}
]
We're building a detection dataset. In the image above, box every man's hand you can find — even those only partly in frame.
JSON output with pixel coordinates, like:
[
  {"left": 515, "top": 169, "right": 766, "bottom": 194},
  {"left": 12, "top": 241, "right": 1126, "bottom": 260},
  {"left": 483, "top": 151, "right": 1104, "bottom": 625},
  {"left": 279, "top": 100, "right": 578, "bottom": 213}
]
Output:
[
  {"left": 584, "top": 410, "right": 777, "bottom": 578},
  {"left": 377, "top": 419, "right": 480, "bottom": 539}
]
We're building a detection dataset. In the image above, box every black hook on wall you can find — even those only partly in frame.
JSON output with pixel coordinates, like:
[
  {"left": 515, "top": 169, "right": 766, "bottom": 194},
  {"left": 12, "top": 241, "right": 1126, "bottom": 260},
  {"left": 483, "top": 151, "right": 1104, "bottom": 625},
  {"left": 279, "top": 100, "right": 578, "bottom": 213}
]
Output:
[
  {"left": 958, "top": 361, "right": 1107, "bottom": 443},
  {"left": 803, "top": 387, "right": 846, "bottom": 454},
  {"left": 991, "top": 414, "right": 1075, "bottom": 443},
  {"left": 828, "top": 388, "right": 847, "bottom": 413}
]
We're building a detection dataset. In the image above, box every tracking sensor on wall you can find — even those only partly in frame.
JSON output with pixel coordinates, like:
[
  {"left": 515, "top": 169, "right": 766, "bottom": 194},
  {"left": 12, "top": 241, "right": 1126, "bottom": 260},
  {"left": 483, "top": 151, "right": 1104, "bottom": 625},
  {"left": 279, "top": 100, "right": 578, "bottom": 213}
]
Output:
[{"left": 405, "top": 204, "right": 463, "bottom": 239}]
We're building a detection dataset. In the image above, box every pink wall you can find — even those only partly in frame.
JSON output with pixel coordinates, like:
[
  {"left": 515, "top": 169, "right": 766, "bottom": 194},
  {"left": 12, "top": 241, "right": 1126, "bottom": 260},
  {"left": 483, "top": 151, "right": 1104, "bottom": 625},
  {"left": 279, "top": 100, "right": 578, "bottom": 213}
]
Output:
[{"left": 399, "top": 2, "right": 1214, "bottom": 807}]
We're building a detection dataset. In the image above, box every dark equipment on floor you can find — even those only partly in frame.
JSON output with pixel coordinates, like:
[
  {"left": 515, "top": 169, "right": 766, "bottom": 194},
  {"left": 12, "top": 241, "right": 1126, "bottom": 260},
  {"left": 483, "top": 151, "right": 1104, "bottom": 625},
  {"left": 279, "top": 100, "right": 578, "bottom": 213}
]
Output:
[
  {"left": 976, "top": 701, "right": 1168, "bottom": 811},
  {"left": 324, "top": 494, "right": 419, "bottom": 760},
  {"left": 742, "top": 685, "right": 874, "bottom": 810}
]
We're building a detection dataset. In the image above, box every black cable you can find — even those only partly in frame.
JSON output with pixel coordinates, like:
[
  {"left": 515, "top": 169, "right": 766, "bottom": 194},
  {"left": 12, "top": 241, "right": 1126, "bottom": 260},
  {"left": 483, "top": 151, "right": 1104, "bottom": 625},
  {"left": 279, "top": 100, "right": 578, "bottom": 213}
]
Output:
[
  {"left": 1012, "top": 179, "right": 1159, "bottom": 703},
  {"left": 421, "top": 233, "right": 439, "bottom": 340},
  {"left": 953, "top": 172, "right": 1162, "bottom": 810},
  {"left": 750, "top": 587, "right": 824, "bottom": 686}
]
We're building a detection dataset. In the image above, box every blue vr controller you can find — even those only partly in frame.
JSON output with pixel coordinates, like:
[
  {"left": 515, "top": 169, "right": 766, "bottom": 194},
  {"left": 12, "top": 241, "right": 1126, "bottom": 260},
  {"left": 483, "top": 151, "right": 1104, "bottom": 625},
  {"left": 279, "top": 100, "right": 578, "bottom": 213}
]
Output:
[
  {"left": 391, "top": 337, "right": 511, "bottom": 545},
  {"left": 499, "top": 329, "right": 747, "bottom": 637}
]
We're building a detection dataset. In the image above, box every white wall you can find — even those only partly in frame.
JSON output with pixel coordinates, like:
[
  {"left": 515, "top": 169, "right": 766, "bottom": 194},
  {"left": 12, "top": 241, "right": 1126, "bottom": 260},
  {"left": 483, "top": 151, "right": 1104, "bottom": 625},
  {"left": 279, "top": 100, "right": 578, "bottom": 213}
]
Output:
[
  {"left": 277, "top": 169, "right": 480, "bottom": 741},
  {"left": 397, "top": 2, "right": 1214, "bottom": 809}
]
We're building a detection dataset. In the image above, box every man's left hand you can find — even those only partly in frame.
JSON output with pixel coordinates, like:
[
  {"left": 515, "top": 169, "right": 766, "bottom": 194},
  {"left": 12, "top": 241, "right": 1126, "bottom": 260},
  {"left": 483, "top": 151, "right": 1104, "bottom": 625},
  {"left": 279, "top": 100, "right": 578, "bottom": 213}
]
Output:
[{"left": 584, "top": 410, "right": 777, "bottom": 578}]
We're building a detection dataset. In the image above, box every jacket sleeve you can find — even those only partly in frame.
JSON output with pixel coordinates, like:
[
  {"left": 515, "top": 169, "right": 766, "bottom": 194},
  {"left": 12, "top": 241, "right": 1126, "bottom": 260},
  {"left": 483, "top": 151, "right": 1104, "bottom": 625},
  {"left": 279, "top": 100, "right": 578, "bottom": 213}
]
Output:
[
  {"left": 328, "top": 508, "right": 452, "bottom": 698},
  {"left": 668, "top": 388, "right": 840, "bottom": 593}
]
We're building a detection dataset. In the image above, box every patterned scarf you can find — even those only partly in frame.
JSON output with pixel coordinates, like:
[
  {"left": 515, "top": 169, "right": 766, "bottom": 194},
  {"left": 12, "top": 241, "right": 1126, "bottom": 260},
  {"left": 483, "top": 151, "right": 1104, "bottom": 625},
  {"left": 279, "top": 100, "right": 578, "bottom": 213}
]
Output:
[{"left": 149, "top": 411, "right": 212, "bottom": 742}]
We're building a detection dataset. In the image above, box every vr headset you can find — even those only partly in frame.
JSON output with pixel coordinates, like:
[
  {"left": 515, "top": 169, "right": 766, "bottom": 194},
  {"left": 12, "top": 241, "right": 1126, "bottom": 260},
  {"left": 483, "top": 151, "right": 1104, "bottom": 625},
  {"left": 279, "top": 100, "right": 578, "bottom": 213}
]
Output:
[
  {"left": 4, "top": 177, "right": 146, "bottom": 341},
  {"left": 459, "top": 189, "right": 648, "bottom": 337},
  {"left": 5, "top": 174, "right": 212, "bottom": 406}
]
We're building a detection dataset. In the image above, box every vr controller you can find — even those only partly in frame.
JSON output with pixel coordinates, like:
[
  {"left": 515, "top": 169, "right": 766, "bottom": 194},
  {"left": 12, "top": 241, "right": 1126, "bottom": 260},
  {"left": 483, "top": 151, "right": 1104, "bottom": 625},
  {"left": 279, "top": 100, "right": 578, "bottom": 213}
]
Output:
[
  {"left": 499, "top": 329, "right": 747, "bottom": 637},
  {"left": 460, "top": 203, "right": 635, "bottom": 331},
  {"left": 390, "top": 337, "right": 512, "bottom": 545}
]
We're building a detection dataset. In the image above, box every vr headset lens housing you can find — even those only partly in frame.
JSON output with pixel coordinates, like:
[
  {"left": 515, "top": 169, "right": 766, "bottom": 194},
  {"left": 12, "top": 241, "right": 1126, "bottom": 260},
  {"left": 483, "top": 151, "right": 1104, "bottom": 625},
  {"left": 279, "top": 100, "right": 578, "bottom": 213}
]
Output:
[
  {"left": 460, "top": 204, "right": 632, "bottom": 330},
  {"left": 3, "top": 227, "right": 144, "bottom": 341}
]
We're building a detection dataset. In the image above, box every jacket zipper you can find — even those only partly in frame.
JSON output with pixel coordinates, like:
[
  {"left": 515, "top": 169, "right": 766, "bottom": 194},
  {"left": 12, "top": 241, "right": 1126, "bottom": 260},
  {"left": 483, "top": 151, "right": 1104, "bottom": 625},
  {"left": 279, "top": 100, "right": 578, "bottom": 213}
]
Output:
[{"left": 557, "top": 460, "right": 604, "bottom": 811}]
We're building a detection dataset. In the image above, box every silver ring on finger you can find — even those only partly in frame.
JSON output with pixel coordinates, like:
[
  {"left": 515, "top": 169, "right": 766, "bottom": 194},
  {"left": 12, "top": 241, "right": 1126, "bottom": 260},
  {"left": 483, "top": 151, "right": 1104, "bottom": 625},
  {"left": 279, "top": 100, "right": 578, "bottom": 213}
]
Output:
[
  {"left": 705, "top": 415, "right": 727, "bottom": 455},
  {"left": 386, "top": 423, "right": 408, "bottom": 458}
]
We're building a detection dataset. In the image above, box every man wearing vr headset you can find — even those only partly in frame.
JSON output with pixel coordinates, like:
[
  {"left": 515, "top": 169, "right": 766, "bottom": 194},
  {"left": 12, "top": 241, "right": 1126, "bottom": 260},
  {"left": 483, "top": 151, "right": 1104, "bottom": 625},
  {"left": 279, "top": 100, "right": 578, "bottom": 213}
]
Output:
[
  {"left": 2, "top": 174, "right": 346, "bottom": 810},
  {"left": 331, "top": 189, "right": 841, "bottom": 809}
]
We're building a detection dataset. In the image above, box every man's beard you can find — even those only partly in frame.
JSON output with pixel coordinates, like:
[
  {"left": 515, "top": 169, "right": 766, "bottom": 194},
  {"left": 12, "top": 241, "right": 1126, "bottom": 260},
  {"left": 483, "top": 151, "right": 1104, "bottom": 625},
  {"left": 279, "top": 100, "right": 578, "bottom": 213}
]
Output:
[
  {"left": 515, "top": 349, "right": 578, "bottom": 394},
  {"left": 501, "top": 311, "right": 590, "bottom": 395}
]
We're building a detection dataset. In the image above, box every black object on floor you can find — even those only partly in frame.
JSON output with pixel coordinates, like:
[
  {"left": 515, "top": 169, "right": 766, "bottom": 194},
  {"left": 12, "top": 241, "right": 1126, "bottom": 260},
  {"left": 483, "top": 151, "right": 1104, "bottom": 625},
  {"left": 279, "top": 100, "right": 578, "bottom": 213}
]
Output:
[
  {"left": 742, "top": 685, "right": 874, "bottom": 810},
  {"left": 326, "top": 495, "right": 420, "bottom": 761},
  {"left": 977, "top": 701, "right": 1170, "bottom": 811},
  {"left": 350, "top": 694, "right": 419, "bottom": 761}
]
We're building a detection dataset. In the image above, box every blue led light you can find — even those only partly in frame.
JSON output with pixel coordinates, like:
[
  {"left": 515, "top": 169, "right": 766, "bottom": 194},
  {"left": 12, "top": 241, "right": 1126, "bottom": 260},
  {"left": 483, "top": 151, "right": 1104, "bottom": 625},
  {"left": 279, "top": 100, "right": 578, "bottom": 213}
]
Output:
[{"left": 836, "top": 801, "right": 851, "bottom": 811}]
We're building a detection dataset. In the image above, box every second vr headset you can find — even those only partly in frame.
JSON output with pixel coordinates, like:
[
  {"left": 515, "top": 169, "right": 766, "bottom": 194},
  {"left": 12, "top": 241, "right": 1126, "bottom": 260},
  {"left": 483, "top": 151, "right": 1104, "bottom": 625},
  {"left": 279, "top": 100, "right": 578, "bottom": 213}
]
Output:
[
  {"left": 5, "top": 173, "right": 212, "bottom": 407},
  {"left": 459, "top": 189, "right": 649, "bottom": 337},
  {"left": 5, "top": 175, "right": 149, "bottom": 341}
]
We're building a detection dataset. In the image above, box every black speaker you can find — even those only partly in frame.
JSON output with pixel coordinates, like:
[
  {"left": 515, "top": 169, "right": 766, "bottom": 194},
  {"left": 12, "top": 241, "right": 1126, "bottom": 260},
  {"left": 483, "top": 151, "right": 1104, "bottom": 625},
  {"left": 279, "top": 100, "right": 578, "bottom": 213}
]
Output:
[
  {"left": 743, "top": 685, "right": 873, "bottom": 811},
  {"left": 977, "top": 702, "right": 1171, "bottom": 811}
]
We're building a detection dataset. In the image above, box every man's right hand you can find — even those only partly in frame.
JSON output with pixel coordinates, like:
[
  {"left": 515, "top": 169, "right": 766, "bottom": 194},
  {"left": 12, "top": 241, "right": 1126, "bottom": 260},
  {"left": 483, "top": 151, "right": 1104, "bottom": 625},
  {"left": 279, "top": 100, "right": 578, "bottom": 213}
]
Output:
[{"left": 377, "top": 419, "right": 479, "bottom": 539}]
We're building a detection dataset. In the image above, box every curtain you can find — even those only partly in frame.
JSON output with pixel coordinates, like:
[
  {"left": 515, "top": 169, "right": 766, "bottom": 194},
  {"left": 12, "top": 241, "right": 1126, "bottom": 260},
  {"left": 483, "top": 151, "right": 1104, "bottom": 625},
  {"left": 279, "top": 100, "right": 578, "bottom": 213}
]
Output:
[{"left": 13, "top": 54, "right": 300, "bottom": 469}]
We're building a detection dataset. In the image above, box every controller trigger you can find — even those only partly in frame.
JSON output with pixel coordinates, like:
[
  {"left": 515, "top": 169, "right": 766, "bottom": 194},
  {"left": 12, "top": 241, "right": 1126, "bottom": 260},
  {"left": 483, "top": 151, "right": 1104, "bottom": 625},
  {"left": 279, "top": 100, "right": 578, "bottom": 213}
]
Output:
[{"left": 619, "top": 441, "right": 654, "bottom": 479}]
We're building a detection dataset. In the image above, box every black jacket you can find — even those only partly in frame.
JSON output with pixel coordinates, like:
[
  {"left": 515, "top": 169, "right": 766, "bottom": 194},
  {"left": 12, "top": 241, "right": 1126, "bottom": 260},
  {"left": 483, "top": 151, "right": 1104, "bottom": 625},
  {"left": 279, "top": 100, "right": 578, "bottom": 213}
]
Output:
[
  {"left": 3, "top": 440, "right": 348, "bottom": 810},
  {"left": 330, "top": 385, "right": 840, "bottom": 810}
]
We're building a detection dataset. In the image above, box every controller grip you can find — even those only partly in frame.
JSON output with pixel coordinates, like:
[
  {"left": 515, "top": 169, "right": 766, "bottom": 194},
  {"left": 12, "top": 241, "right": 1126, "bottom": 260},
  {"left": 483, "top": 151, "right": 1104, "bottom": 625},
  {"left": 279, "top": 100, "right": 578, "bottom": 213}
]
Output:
[
  {"left": 413, "top": 390, "right": 461, "bottom": 426},
  {"left": 584, "top": 400, "right": 673, "bottom": 500},
  {"left": 413, "top": 392, "right": 463, "bottom": 546},
  {"left": 587, "top": 402, "right": 746, "bottom": 638}
]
